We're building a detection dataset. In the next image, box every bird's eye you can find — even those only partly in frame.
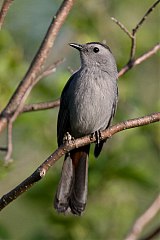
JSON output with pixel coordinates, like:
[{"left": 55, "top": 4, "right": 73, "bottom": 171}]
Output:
[{"left": 93, "top": 47, "right": 99, "bottom": 53}]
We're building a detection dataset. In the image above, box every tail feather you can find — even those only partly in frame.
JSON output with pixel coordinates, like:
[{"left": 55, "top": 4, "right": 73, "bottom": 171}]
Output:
[
  {"left": 54, "top": 154, "right": 74, "bottom": 213},
  {"left": 69, "top": 149, "right": 88, "bottom": 215},
  {"left": 54, "top": 146, "right": 90, "bottom": 215},
  {"left": 94, "top": 141, "right": 104, "bottom": 158}
]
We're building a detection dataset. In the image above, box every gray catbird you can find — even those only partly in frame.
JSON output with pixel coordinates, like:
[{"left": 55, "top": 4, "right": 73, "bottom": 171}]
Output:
[{"left": 54, "top": 42, "right": 118, "bottom": 215}]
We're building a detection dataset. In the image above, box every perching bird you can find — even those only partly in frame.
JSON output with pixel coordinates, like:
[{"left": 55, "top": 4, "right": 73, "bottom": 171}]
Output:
[{"left": 54, "top": 42, "right": 118, "bottom": 215}]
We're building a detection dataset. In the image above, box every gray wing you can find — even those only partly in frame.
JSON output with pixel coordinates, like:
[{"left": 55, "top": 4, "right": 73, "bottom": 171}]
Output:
[
  {"left": 94, "top": 84, "right": 118, "bottom": 157},
  {"left": 57, "top": 74, "right": 76, "bottom": 146},
  {"left": 108, "top": 85, "right": 118, "bottom": 126},
  {"left": 57, "top": 98, "right": 70, "bottom": 146}
]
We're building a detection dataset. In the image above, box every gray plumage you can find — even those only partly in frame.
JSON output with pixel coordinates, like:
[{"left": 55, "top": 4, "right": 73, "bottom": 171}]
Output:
[{"left": 54, "top": 42, "right": 118, "bottom": 215}]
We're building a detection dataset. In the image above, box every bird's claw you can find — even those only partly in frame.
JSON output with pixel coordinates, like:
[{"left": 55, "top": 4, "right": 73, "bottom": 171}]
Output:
[
  {"left": 90, "top": 130, "right": 102, "bottom": 146},
  {"left": 63, "top": 132, "right": 74, "bottom": 144}
]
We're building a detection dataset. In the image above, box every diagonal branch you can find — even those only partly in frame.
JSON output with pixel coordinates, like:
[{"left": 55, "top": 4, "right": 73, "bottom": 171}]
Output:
[
  {"left": 21, "top": 99, "right": 60, "bottom": 113},
  {"left": 139, "top": 225, "right": 160, "bottom": 240},
  {"left": 38, "top": 58, "right": 65, "bottom": 80},
  {"left": 0, "top": 0, "right": 75, "bottom": 134},
  {"left": 125, "top": 194, "right": 160, "bottom": 240},
  {"left": 133, "top": 0, "right": 160, "bottom": 34},
  {"left": 0, "top": 59, "right": 64, "bottom": 161},
  {"left": 111, "top": 17, "right": 133, "bottom": 39},
  {"left": 0, "top": 112, "right": 159, "bottom": 211},
  {"left": 118, "top": 43, "right": 160, "bottom": 77},
  {"left": 0, "top": 0, "right": 14, "bottom": 30},
  {"left": 0, "top": 58, "right": 64, "bottom": 161}
]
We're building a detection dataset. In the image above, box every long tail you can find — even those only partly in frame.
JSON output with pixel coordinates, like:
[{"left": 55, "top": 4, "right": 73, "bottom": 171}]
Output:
[{"left": 54, "top": 145, "right": 90, "bottom": 215}]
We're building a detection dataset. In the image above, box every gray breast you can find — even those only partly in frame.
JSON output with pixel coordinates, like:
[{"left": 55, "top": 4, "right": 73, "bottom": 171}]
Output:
[{"left": 68, "top": 67, "right": 117, "bottom": 138}]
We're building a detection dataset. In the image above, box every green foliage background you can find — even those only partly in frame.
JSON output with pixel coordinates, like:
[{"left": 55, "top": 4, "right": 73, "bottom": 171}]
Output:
[{"left": 0, "top": 0, "right": 159, "bottom": 239}]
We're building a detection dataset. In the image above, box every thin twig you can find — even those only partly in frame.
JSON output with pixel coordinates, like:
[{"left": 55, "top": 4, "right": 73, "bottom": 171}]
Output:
[
  {"left": 0, "top": 112, "right": 159, "bottom": 211},
  {"left": 139, "top": 225, "right": 160, "bottom": 240},
  {"left": 131, "top": 0, "right": 160, "bottom": 60},
  {"left": 118, "top": 43, "right": 160, "bottom": 77},
  {"left": 0, "top": 59, "right": 63, "bottom": 165},
  {"left": 133, "top": 0, "right": 160, "bottom": 34},
  {"left": 2, "top": 80, "right": 40, "bottom": 160},
  {"left": 21, "top": 99, "right": 60, "bottom": 113},
  {"left": 0, "top": 0, "right": 14, "bottom": 30},
  {"left": 130, "top": 36, "right": 136, "bottom": 61},
  {"left": 3, "top": 101, "right": 25, "bottom": 163},
  {"left": 36, "top": 58, "right": 65, "bottom": 83},
  {"left": 0, "top": 59, "right": 63, "bottom": 158},
  {"left": 112, "top": 0, "right": 160, "bottom": 61},
  {"left": 0, "top": 58, "right": 63, "bottom": 163},
  {"left": 125, "top": 194, "right": 160, "bottom": 240},
  {"left": 111, "top": 17, "right": 133, "bottom": 39},
  {"left": 111, "top": 16, "right": 136, "bottom": 59},
  {"left": 0, "top": 0, "right": 75, "bottom": 134}
]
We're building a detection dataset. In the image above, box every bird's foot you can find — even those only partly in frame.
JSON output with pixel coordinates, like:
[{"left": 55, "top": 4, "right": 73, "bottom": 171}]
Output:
[
  {"left": 90, "top": 130, "right": 102, "bottom": 146},
  {"left": 63, "top": 132, "right": 75, "bottom": 144}
]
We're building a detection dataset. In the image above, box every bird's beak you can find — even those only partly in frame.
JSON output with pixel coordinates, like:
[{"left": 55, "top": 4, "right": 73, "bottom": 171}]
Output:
[{"left": 69, "top": 43, "right": 83, "bottom": 51}]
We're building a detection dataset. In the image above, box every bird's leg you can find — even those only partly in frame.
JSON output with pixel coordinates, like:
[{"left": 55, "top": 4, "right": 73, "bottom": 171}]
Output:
[
  {"left": 95, "top": 130, "right": 102, "bottom": 146},
  {"left": 90, "top": 130, "right": 102, "bottom": 146},
  {"left": 63, "top": 132, "right": 75, "bottom": 144}
]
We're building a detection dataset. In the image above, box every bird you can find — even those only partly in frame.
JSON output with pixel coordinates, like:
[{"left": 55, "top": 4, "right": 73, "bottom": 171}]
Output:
[{"left": 54, "top": 42, "right": 118, "bottom": 215}]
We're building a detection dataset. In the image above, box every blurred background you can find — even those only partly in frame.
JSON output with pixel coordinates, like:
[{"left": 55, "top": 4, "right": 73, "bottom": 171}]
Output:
[{"left": 0, "top": 0, "right": 159, "bottom": 239}]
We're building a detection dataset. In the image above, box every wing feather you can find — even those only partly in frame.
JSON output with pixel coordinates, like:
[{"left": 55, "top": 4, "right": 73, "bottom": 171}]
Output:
[{"left": 57, "top": 74, "right": 76, "bottom": 146}]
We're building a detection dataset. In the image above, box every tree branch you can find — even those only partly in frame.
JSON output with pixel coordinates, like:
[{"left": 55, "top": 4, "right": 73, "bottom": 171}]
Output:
[
  {"left": 0, "top": 0, "right": 75, "bottom": 134},
  {"left": 21, "top": 99, "right": 60, "bottom": 113},
  {"left": 0, "top": 112, "right": 159, "bottom": 211},
  {"left": 38, "top": 58, "right": 65, "bottom": 80},
  {"left": 112, "top": 0, "right": 160, "bottom": 62},
  {"left": 118, "top": 43, "right": 160, "bottom": 77},
  {"left": 7, "top": 58, "right": 63, "bottom": 115},
  {"left": 133, "top": 0, "right": 160, "bottom": 34},
  {"left": 130, "top": 0, "right": 160, "bottom": 60},
  {"left": 1, "top": 58, "right": 64, "bottom": 162},
  {"left": 125, "top": 194, "right": 160, "bottom": 240},
  {"left": 139, "top": 225, "right": 160, "bottom": 240},
  {"left": 0, "top": 0, "right": 14, "bottom": 30},
  {"left": 111, "top": 17, "right": 133, "bottom": 39}
]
